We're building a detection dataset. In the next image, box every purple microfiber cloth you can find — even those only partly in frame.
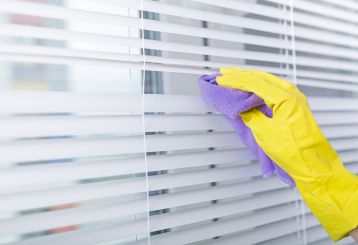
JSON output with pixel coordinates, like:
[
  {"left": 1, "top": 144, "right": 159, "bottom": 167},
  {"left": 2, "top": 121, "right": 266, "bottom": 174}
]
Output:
[{"left": 199, "top": 73, "right": 295, "bottom": 186}]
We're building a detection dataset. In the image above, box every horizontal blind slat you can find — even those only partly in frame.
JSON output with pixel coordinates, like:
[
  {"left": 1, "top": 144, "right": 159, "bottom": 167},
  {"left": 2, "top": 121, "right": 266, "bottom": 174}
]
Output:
[
  {"left": 196, "top": 220, "right": 301, "bottom": 245},
  {"left": 150, "top": 205, "right": 302, "bottom": 245},
  {"left": 0, "top": 53, "right": 213, "bottom": 75},
  {"left": 321, "top": 0, "right": 358, "bottom": 12},
  {"left": 0, "top": 179, "right": 147, "bottom": 212},
  {"left": 271, "top": 0, "right": 358, "bottom": 24},
  {"left": 0, "top": 92, "right": 142, "bottom": 114},
  {"left": 0, "top": 137, "right": 144, "bottom": 164},
  {"left": 150, "top": 179, "right": 288, "bottom": 211},
  {"left": 0, "top": 199, "right": 147, "bottom": 236},
  {"left": 2, "top": 93, "right": 355, "bottom": 114},
  {"left": 294, "top": 26, "right": 358, "bottom": 49},
  {"left": 148, "top": 149, "right": 254, "bottom": 171},
  {"left": 0, "top": 158, "right": 145, "bottom": 188},
  {"left": 11, "top": 220, "right": 148, "bottom": 245},
  {"left": 0, "top": 44, "right": 293, "bottom": 70},
  {"left": 150, "top": 199, "right": 299, "bottom": 233},
  {"left": 0, "top": 116, "right": 142, "bottom": 138},
  {"left": 191, "top": 0, "right": 288, "bottom": 20}
]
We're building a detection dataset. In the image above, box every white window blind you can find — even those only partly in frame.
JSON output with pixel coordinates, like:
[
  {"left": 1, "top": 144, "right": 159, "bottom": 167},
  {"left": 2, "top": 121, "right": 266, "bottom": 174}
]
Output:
[{"left": 0, "top": 0, "right": 357, "bottom": 245}]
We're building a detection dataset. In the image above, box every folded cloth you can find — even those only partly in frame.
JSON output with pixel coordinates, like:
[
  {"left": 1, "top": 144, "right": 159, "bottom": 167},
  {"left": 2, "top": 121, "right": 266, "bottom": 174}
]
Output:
[{"left": 199, "top": 73, "right": 295, "bottom": 186}]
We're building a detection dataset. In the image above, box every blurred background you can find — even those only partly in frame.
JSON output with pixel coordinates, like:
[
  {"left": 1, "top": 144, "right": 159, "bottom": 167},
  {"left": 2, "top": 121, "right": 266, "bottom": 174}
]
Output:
[{"left": 0, "top": 0, "right": 357, "bottom": 244}]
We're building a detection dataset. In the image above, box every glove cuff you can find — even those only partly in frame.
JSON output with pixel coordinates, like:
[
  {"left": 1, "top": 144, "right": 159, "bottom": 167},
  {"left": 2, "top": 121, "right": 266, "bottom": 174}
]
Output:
[{"left": 296, "top": 165, "right": 358, "bottom": 242}]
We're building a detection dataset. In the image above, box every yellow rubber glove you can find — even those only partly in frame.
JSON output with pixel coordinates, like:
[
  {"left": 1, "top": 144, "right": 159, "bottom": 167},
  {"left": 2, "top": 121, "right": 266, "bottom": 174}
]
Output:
[{"left": 216, "top": 67, "right": 358, "bottom": 242}]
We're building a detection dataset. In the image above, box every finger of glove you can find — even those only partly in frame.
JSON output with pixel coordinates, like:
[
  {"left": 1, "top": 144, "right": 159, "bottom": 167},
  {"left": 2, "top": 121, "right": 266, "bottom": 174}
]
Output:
[
  {"left": 248, "top": 70, "right": 308, "bottom": 102},
  {"left": 248, "top": 70, "right": 297, "bottom": 92},
  {"left": 220, "top": 67, "right": 292, "bottom": 92},
  {"left": 217, "top": 69, "right": 290, "bottom": 107},
  {"left": 220, "top": 67, "right": 248, "bottom": 74},
  {"left": 241, "top": 73, "right": 310, "bottom": 120}
]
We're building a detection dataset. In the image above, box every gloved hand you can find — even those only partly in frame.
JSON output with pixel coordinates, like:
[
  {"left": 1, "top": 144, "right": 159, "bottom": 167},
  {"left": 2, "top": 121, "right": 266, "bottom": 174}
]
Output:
[
  {"left": 216, "top": 67, "right": 358, "bottom": 242},
  {"left": 198, "top": 73, "right": 295, "bottom": 186}
]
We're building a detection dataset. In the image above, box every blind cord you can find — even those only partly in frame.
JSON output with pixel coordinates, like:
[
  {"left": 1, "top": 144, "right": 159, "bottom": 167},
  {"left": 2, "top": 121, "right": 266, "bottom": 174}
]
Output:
[
  {"left": 289, "top": 1, "right": 307, "bottom": 244},
  {"left": 139, "top": 0, "right": 151, "bottom": 244}
]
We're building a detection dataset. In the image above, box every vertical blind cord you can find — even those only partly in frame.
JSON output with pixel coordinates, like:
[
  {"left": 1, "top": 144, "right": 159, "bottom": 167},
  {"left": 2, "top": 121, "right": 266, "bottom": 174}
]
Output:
[
  {"left": 289, "top": 1, "right": 307, "bottom": 244},
  {"left": 289, "top": 0, "right": 298, "bottom": 87},
  {"left": 139, "top": 0, "right": 152, "bottom": 244}
]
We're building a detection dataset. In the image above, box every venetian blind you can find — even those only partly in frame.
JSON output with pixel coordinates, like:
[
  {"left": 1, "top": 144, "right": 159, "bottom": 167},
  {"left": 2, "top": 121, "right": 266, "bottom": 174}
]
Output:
[{"left": 0, "top": 0, "right": 357, "bottom": 245}]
